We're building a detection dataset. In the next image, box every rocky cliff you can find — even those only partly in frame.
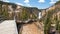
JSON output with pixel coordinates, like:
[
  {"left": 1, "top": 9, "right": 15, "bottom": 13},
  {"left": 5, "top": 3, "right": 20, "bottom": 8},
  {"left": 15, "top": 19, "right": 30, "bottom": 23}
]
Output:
[
  {"left": 41, "top": 1, "right": 60, "bottom": 34},
  {"left": 0, "top": 1, "right": 40, "bottom": 21}
]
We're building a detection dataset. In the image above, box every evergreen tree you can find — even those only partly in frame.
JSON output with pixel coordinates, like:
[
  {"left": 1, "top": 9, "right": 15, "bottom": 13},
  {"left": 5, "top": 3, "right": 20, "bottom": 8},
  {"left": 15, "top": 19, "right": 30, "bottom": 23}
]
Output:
[
  {"left": 0, "top": 4, "right": 2, "bottom": 15},
  {"left": 44, "top": 11, "right": 52, "bottom": 34},
  {"left": 21, "top": 8, "right": 29, "bottom": 21}
]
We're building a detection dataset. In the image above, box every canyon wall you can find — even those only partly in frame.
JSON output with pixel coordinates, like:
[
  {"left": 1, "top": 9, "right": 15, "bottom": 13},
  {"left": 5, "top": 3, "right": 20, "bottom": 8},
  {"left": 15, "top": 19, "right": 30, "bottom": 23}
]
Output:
[{"left": 0, "top": 1, "right": 40, "bottom": 21}]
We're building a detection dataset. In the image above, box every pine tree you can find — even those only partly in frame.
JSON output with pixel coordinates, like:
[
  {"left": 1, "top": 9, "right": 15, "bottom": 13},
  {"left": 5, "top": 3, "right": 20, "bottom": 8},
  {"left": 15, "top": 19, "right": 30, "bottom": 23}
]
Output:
[
  {"left": 0, "top": 3, "right": 2, "bottom": 15},
  {"left": 44, "top": 9, "right": 56, "bottom": 34},
  {"left": 21, "top": 8, "right": 29, "bottom": 21},
  {"left": 44, "top": 11, "right": 52, "bottom": 34}
]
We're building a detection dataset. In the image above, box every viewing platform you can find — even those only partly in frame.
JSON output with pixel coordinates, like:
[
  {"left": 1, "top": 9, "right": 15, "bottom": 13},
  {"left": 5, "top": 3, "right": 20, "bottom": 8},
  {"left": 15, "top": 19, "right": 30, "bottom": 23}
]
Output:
[{"left": 0, "top": 20, "right": 18, "bottom": 34}]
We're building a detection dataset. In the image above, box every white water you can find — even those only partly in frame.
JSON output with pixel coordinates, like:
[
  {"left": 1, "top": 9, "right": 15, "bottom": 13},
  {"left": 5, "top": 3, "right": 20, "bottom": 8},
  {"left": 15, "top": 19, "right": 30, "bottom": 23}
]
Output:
[
  {"left": 0, "top": 20, "right": 18, "bottom": 34},
  {"left": 38, "top": 12, "right": 41, "bottom": 19}
]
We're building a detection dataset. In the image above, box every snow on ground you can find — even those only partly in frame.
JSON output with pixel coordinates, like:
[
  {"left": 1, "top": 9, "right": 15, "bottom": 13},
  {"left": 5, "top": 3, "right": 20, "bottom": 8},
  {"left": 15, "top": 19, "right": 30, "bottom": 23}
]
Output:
[{"left": 0, "top": 20, "right": 18, "bottom": 34}]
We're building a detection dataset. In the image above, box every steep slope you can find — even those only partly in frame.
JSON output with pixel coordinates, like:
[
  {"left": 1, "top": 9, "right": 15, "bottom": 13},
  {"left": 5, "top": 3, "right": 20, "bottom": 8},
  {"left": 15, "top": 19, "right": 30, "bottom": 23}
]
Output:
[
  {"left": 41, "top": 1, "right": 60, "bottom": 34},
  {"left": 0, "top": 1, "right": 40, "bottom": 21}
]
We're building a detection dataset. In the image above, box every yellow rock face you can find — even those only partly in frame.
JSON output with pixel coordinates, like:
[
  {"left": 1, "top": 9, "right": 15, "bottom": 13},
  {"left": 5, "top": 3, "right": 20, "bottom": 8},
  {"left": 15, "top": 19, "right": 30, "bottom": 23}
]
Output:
[{"left": 19, "top": 22, "right": 44, "bottom": 34}]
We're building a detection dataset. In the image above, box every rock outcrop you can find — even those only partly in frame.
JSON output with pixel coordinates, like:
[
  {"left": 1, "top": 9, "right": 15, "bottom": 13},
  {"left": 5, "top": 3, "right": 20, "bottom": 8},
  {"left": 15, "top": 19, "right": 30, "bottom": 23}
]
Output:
[{"left": 0, "top": 20, "right": 18, "bottom": 34}]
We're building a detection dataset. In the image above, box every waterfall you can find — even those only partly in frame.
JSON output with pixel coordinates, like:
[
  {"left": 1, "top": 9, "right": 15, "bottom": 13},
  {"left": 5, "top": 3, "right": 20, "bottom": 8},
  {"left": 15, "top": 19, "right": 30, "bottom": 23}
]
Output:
[{"left": 38, "top": 12, "right": 41, "bottom": 19}]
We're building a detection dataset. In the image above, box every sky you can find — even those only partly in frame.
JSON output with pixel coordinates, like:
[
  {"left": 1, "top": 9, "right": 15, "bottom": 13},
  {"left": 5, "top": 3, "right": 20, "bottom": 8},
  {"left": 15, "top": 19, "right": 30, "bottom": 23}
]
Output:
[{"left": 1, "top": 0, "right": 59, "bottom": 9}]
